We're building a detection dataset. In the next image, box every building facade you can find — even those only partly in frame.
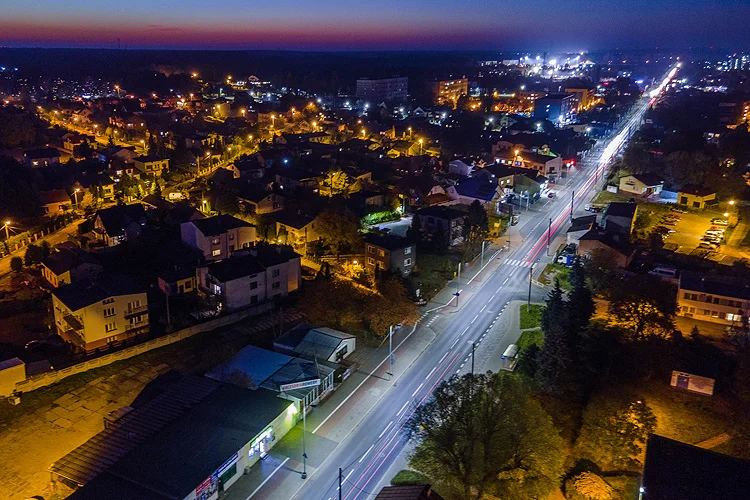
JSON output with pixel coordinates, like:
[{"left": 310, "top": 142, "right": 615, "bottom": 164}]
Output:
[
  {"left": 426, "top": 78, "right": 468, "bottom": 107},
  {"left": 181, "top": 214, "right": 256, "bottom": 261},
  {"left": 678, "top": 272, "right": 750, "bottom": 327},
  {"left": 363, "top": 233, "right": 415, "bottom": 277},
  {"left": 355, "top": 77, "right": 408, "bottom": 103}
]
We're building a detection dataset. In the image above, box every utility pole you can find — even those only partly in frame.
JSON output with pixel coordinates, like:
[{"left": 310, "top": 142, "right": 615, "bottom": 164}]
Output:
[
  {"left": 480, "top": 240, "right": 486, "bottom": 267},
  {"left": 470, "top": 341, "right": 475, "bottom": 376},
  {"left": 339, "top": 468, "right": 343, "bottom": 500},
  {"left": 455, "top": 263, "right": 461, "bottom": 307},
  {"left": 546, "top": 217, "right": 552, "bottom": 256},
  {"left": 387, "top": 325, "right": 394, "bottom": 378},
  {"left": 570, "top": 190, "right": 575, "bottom": 222},
  {"left": 301, "top": 404, "right": 307, "bottom": 479},
  {"left": 527, "top": 263, "right": 533, "bottom": 313},
  {"left": 165, "top": 292, "right": 171, "bottom": 330}
]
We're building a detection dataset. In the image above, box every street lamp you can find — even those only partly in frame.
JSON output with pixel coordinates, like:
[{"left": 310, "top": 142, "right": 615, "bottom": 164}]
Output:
[
  {"left": 3, "top": 221, "right": 10, "bottom": 240},
  {"left": 270, "top": 114, "right": 276, "bottom": 129},
  {"left": 724, "top": 212, "right": 729, "bottom": 218},
  {"left": 418, "top": 138, "right": 424, "bottom": 155},
  {"left": 729, "top": 200, "right": 735, "bottom": 206},
  {"left": 74, "top": 188, "right": 80, "bottom": 207}
]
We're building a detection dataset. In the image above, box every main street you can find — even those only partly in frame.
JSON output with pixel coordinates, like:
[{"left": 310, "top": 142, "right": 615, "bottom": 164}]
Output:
[{"left": 249, "top": 67, "right": 677, "bottom": 500}]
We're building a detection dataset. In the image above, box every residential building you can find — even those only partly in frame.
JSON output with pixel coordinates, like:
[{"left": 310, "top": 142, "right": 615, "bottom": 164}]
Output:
[
  {"left": 75, "top": 173, "right": 116, "bottom": 202},
  {"left": 601, "top": 202, "right": 638, "bottom": 241},
  {"left": 133, "top": 155, "right": 169, "bottom": 177},
  {"left": 93, "top": 204, "right": 146, "bottom": 247},
  {"left": 180, "top": 214, "right": 256, "bottom": 261},
  {"left": 363, "top": 233, "right": 415, "bottom": 277},
  {"left": 38, "top": 189, "right": 72, "bottom": 216},
  {"left": 566, "top": 215, "right": 598, "bottom": 245},
  {"left": 275, "top": 211, "right": 319, "bottom": 247},
  {"left": 678, "top": 186, "right": 717, "bottom": 209},
  {"left": 426, "top": 77, "right": 468, "bottom": 107},
  {"left": 532, "top": 93, "right": 575, "bottom": 124},
  {"left": 54, "top": 376, "right": 297, "bottom": 500},
  {"left": 237, "top": 186, "right": 284, "bottom": 215},
  {"left": 563, "top": 87, "right": 598, "bottom": 112},
  {"left": 231, "top": 157, "right": 265, "bottom": 179},
  {"left": 207, "top": 345, "right": 335, "bottom": 410},
  {"left": 455, "top": 177, "right": 504, "bottom": 212},
  {"left": 197, "top": 245, "right": 301, "bottom": 311},
  {"left": 493, "top": 149, "right": 562, "bottom": 181},
  {"left": 641, "top": 434, "right": 750, "bottom": 500},
  {"left": 416, "top": 205, "right": 467, "bottom": 247},
  {"left": 41, "top": 247, "right": 102, "bottom": 288},
  {"left": 577, "top": 229, "right": 635, "bottom": 268},
  {"left": 62, "top": 133, "right": 95, "bottom": 153},
  {"left": 274, "top": 324, "right": 356, "bottom": 363},
  {"left": 375, "top": 485, "right": 446, "bottom": 500},
  {"left": 618, "top": 173, "right": 664, "bottom": 197},
  {"left": 24, "top": 148, "right": 60, "bottom": 168},
  {"left": 356, "top": 77, "right": 409, "bottom": 103},
  {"left": 157, "top": 267, "right": 197, "bottom": 297},
  {"left": 51, "top": 276, "right": 149, "bottom": 352},
  {"left": 677, "top": 272, "right": 750, "bottom": 327},
  {"left": 275, "top": 169, "right": 319, "bottom": 191},
  {"left": 448, "top": 159, "right": 475, "bottom": 177}
]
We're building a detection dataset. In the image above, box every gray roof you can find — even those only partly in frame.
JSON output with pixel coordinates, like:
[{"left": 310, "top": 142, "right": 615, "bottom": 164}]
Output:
[
  {"left": 275, "top": 325, "right": 354, "bottom": 360},
  {"left": 52, "top": 275, "right": 144, "bottom": 311},
  {"left": 190, "top": 214, "right": 253, "bottom": 236},
  {"left": 42, "top": 247, "right": 99, "bottom": 276},
  {"left": 0, "top": 357, "right": 23, "bottom": 371},
  {"left": 604, "top": 202, "right": 637, "bottom": 218},
  {"left": 630, "top": 173, "right": 664, "bottom": 187},
  {"left": 364, "top": 232, "right": 411, "bottom": 251},
  {"left": 679, "top": 272, "right": 750, "bottom": 301}
]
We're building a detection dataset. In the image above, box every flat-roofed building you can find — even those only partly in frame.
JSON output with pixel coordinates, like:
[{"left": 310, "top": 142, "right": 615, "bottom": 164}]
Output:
[
  {"left": 356, "top": 77, "right": 408, "bottom": 103},
  {"left": 678, "top": 272, "right": 750, "bottom": 327}
]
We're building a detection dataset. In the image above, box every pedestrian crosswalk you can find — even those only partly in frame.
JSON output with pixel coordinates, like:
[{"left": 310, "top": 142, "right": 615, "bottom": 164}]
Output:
[{"left": 505, "top": 259, "right": 532, "bottom": 268}]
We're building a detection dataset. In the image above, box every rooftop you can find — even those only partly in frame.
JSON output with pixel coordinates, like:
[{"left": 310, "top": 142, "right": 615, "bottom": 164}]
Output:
[
  {"left": 642, "top": 434, "right": 750, "bottom": 500},
  {"left": 38, "top": 189, "right": 71, "bottom": 206},
  {"left": 364, "top": 232, "right": 412, "bottom": 251},
  {"left": 52, "top": 275, "right": 144, "bottom": 311},
  {"left": 417, "top": 205, "right": 467, "bottom": 220},
  {"left": 455, "top": 177, "right": 499, "bottom": 201},
  {"left": 275, "top": 324, "right": 355, "bottom": 360},
  {"left": 679, "top": 185, "right": 716, "bottom": 197},
  {"left": 133, "top": 154, "right": 164, "bottom": 163},
  {"left": 604, "top": 201, "right": 637, "bottom": 218},
  {"left": 204, "top": 254, "right": 266, "bottom": 282},
  {"left": 630, "top": 173, "right": 664, "bottom": 187},
  {"left": 189, "top": 214, "right": 253, "bottom": 237},
  {"left": 679, "top": 271, "right": 750, "bottom": 301},
  {"left": 25, "top": 147, "right": 61, "bottom": 159},
  {"left": 275, "top": 210, "right": 316, "bottom": 230},
  {"left": 41, "top": 247, "right": 99, "bottom": 276}
]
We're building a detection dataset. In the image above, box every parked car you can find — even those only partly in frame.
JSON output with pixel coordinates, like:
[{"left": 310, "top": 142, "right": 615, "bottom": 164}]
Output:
[
  {"left": 663, "top": 220, "right": 677, "bottom": 226},
  {"left": 670, "top": 207, "right": 685, "bottom": 213},
  {"left": 699, "top": 242, "right": 719, "bottom": 250},
  {"left": 711, "top": 219, "right": 729, "bottom": 226}
]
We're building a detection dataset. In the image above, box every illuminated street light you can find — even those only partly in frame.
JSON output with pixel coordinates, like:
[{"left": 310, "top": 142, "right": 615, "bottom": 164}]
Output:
[
  {"left": 74, "top": 188, "right": 80, "bottom": 207},
  {"left": 729, "top": 200, "right": 735, "bottom": 206},
  {"left": 419, "top": 138, "right": 424, "bottom": 155},
  {"left": 3, "top": 220, "right": 11, "bottom": 240},
  {"left": 724, "top": 212, "right": 729, "bottom": 217}
]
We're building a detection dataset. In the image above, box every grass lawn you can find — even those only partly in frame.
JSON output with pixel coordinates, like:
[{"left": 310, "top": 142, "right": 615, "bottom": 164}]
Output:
[
  {"left": 592, "top": 190, "right": 630, "bottom": 204},
  {"left": 517, "top": 328, "right": 544, "bottom": 350},
  {"left": 539, "top": 263, "right": 572, "bottom": 290},
  {"left": 519, "top": 304, "right": 545, "bottom": 329}
]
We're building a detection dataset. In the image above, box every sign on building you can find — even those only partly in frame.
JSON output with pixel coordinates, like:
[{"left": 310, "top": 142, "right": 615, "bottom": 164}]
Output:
[{"left": 279, "top": 379, "right": 321, "bottom": 392}]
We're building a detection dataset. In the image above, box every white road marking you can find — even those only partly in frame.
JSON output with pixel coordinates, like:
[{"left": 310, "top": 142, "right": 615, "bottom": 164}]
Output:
[
  {"left": 503, "top": 277, "right": 509, "bottom": 285},
  {"left": 461, "top": 326, "right": 469, "bottom": 335},
  {"left": 378, "top": 421, "right": 394, "bottom": 439},
  {"left": 359, "top": 444, "right": 374, "bottom": 463},
  {"left": 411, "top": 383, "right": 424, "bottom": 398},
  {"left": 450, "top": 337, "right": 459, "bottom": 349},
  {"left": 397, "top": 401, "right": 410, "bottom": 417},
  {"left": 471, "top": 315, "right": 478, "bottom": 324},
  {"left": 426, "top": 367, "right": 437, "bottom": 380},
  {"left": 480, "top": 304, "right": 487, "bottom": 312},
  {"left": 246, "top": 457, "right": 290, "bottom": 499},
  {"left": 439, "top": 352, "right": 449, "bottom": 363}
]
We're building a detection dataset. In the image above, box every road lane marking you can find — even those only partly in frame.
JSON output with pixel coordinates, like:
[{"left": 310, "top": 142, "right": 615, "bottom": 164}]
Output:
[
  {"left": 450, "top": 337, "right": 459, "bottom": 349},
  {"left": 471, "top": 315, "right": 478, "bottom": 324},
  {"left": 378, "top": 421, "right": 394, "bottom": 439},
  {"left": 411, "top": 383, "right": 424, "bottom": 398},
  {"left": 461, "top": 326, "right": 469, "bottom": 335},
  {"left": 439, "top": 352, "right": 449, "bottom": 363},
  {"left": 480, "top": 304, "right": 487, "bottom": 312},
  {"left": 246, "top": 457, "right": 289, "bottom": 499},
  {"left": 396, "top": 401, "right": 409, "bottom": 417},
  {"left": 425, "top": 367, "right": 437, "bottom": 380},
  {"left": 503, "top": 277, "right": 509, "bottom": 284},
  {"left": 359, "top": 444, "right": 374, "bottom": 463}
]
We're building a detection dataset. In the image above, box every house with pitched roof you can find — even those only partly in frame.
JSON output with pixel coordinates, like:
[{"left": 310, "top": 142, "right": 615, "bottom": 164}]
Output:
[
  {"left": 93, "top": 204, "right": 146, "bottom": 247},
  {"left": 274, "top": 324, "right": 356, "bottom": 363},
  {"left": 180, "top": 214, "right": 256, "bottom": 261},
  {"left": 38, "top": 189, "right": 72, "bottom": 216},
  {"left": 41, "top": 247, "right": 102, "bottom": 288}
]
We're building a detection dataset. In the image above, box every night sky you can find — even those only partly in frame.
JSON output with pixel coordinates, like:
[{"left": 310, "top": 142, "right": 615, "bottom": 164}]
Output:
[{"left": 3, "top": 0, "right": 749, "bottom": 51}]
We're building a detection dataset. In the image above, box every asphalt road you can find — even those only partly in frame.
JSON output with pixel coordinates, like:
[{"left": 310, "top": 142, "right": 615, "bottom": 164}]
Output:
[{"left": 252, "top": 69, "right": 677, "bottom": 500}]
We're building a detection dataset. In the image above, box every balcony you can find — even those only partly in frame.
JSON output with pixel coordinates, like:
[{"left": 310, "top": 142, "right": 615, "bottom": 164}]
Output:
[{"left": 123, "top": 304, "right": 148, "bottom": 318}]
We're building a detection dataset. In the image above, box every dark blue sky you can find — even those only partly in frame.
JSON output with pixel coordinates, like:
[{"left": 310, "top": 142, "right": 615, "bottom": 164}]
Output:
[{"left": 3, "top": 0, "right": 749, "bottom": 50}]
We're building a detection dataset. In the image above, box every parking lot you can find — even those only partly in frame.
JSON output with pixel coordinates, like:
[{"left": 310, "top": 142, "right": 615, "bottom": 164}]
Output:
[{"left": 657, "top": 210, "right": 730, "bottom": 255}]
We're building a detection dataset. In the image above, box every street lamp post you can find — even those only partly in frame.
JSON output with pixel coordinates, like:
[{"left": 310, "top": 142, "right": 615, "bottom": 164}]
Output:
[
  {"left": 387, "top": 325, "right": 395, "bottom": 378},
  {"left": 301, "top": 402, "right": 307, "bottom": 479},
  {"left": 418, "top": 138, "right": 423, "bottom": 155},
  {"left": 74, "top": 188, "right": 80, "bottom": 207},
  {"left": 3, "top": 221, "right": 10, "bottom": 240},
  {"left": 527, "top": 262, "right": 534, "bottom": 313}
]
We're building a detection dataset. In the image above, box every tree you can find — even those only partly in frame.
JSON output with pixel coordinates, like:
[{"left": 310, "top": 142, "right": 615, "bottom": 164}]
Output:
[
  {"left": 10, "top": 256, "right": 23, "bottom": 272},
  {"left": 608, "top": 275, "right": 677, "bottom": 340},
  {"left": 566, "top": 472, "right": 615, "bottom": 500},
  {"left": 406, "top": 213, "right": 422, "bottom": 244},
  {"left": 24, "top": 243, "right": 44, "bottom": 266},
  {"left": 405, "top": 373, "right": 565, "bottom": 500},
  {"left": 430, "top": 223, "right": 449, "bottom": 255},
  {"left": 463, "top": 200, "right": 489, "bottom": 260},
  {"left": 321, "top": 168, "right": 352, "bottom": 197},
  {"left": 537, "top": 280, "right": 576, "bottom": 394},
  {"left": 567, "top": 257, "right": 595, "bottom": 334},
  {"left": 366, "top": 274, "right": 418, "bottom": 335},
  {"left": 316, "top": 208, "right": 362, "bottom": 256},
  {"left": 576, "top": 391, "right": 656, "bottom": 471},
  {"left": 582, "top": 248, "right": 619, "bottom": 295}
]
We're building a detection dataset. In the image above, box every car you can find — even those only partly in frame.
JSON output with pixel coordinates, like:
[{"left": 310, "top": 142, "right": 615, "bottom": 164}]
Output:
[
  {"left": 670, "top": 207, "right": 685, "bottom": 213},
  {"left": 708, "top": 226, "right": 725, "bottom": 231},
  {"left": 701, "top": 236, "right": 721, "bottom": 244},
  {"left": 699, "top": 242, "right": 719, "bottom": 250},
  {"left": 662, "top": 220, "right": 677, "bottom": 226},
  {"left": 705, "top": 231, "right": 724, "bottom": 237},
  {"left": 711, "top": 219, "right": 729, "bottom": 226},
  {"left": 665, "top": 214, "right": 681, "bottom": 219}
]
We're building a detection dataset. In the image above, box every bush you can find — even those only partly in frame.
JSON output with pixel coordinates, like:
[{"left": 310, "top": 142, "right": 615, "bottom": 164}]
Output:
[
  {"left": 10, "top": 256, "right": 23, "bottom": 272},
  {"left": 520, "top": 304, "right": 545, "bottom": 329},
  {"left": 518, "top": 328, "right": 544, "bottom": 350},
  {"left": 391, "top": 469, "right": 429, "bottom": 486},
  {"left": 565, "top": 472, "right": 614, "bottom": 500},
  {"left": 362, "top": 210, "right": 401, "bottom": 226}
]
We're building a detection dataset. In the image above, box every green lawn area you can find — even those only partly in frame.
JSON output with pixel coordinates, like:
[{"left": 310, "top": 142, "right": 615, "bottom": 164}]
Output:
[
  {"left": 519, "top": 304, "right": 545, "bottom": 329},
  {"left": 517, "top": 328, "right": 544, "bottom": 350},
  {"left": 391, "top": 469, "right": 430, "bottom": 486},
  {"left": 539, "top": 263, "right": 572, "bottom": 290},
  {"left": 592, "top": 190, "right": 630, "bottom": 204}
]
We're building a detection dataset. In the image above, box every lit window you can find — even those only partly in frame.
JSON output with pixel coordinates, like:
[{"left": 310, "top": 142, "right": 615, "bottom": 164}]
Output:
[{"left": 212, "top": 249, "right": 221, "bottom": 257}]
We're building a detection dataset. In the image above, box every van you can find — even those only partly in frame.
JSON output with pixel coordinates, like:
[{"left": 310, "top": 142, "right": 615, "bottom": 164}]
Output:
[{"left": 648, "top": 266, "right": 677, "bottom": 280}]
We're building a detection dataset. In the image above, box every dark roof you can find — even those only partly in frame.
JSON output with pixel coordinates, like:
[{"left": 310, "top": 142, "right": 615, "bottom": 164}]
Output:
[
  {"left": 275, "top": 210, "right": 316, "bottom": 230},
  {"left": 42, "top": 247, "right": 99, "bottom": 276},
  {"left": 568, "top": 215, "right": 598, "bottom": 232},
  {"left": 233, "top": 157, "right": 264, "bottom": 172},
  {"left": 95, "top": 204, "right": 145, "bottom": 236},
  {"left": 133, "top": 154, "right": 164, "bottom": 163},
  {"left": 679, "top": 185, "right": 716, "bottom": 197},
  {"left": 455, "top": 177, "right": 498, "bottom": 201},
  {"left": 77, "top": 173, "right": 114, "bottom": 188},
  {"left": 141, "top": 194, "right": 174, "bottom": 211},
  {"left": 275, "top": 324, "right": 354, "bottom": 359},
  {"left": 190, "top": 214, "right": 253, "bottom": 236},
  {"left": 417, "top": 205, "right": 467, "bottom": 221},
  {"left": 679, "top": 272, "right": 750, "bottom": 301},
  {"left": 364, "top": 232, "right": 412, "bottom": 251},
  {"left": 38, "top": 189, "right": 71, "bottom": 205},
  {"left": 157, "top": 267, "right": 196, "bottom": 283},
  {"left": 166, "top": 202, "right": 204, "bottom": 225},
  {"left": 495, "top": 150, "right": 558, "bottom": 163},
  {"left": 205, "top": 254, "right": 265, "bottom": 282},
  {"left": 251, "top": 244, "right": 300, "bottom": 267},
  {"left": 375, "top": 485, "right": 445, "bottom": 500},
  {"left": 237, "top": 184, "right": 273, "bottom": 203},
  {"left": 642, "top": 434, "right": 750, "bottom": 500},
  {"left": 276, "top": 168, "right": 317, "bottom": 181},
  {"left": 63, "top": 377, "right": 292, "bottom": 500},
  {"left": 482, "top": 164, "right": 533, "bottom": 179},
  {"left": 25, "top": 147, "right": 60, "bottom": 159},
  {"left": 631, "top": 173, "right": 664, "bottom": 187},
  {"left": 52, "top": 275, "right": 144, "bottom": 311},
  {"left": 604, "top": 202, "right": 637, "bottom": 218}
]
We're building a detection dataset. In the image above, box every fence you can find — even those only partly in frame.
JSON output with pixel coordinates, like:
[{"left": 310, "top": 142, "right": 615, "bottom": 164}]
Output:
[
  {"left": 0, "top": 216, "right": 79, "bottom": 259},
  {"left": 2, "top": 301, "right": 275, "bottom": 397}
]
